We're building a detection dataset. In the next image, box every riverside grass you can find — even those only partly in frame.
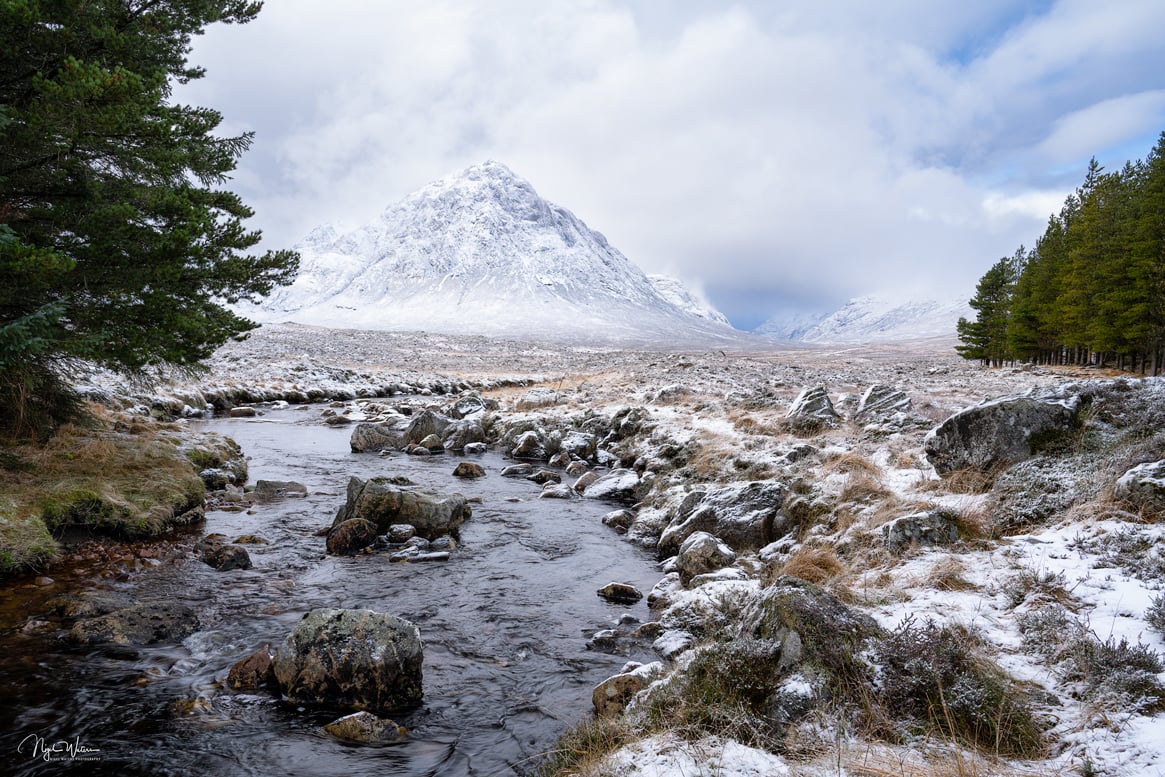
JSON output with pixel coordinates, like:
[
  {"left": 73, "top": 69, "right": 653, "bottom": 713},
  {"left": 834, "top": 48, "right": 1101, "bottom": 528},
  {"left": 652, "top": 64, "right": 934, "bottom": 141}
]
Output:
[{"left": 0, "top": 405, "right": 210, "bottom": 576}]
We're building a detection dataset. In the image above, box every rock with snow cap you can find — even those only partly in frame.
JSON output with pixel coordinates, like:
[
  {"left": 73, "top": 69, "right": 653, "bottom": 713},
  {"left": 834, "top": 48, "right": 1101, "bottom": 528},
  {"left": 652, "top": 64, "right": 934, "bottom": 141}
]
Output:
[
  {"left": 924, "top": 390, "right": 1081, "bottom": 474},
  {"left": 785, "top": 386, "right": 840, "bottom": 431}
]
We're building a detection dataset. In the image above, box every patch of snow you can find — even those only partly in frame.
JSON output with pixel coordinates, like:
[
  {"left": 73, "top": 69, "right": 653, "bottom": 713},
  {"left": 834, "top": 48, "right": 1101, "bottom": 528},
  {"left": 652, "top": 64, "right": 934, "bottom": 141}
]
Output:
[{"left": 602, "top": 734, "right": 789, "bottom": 777}]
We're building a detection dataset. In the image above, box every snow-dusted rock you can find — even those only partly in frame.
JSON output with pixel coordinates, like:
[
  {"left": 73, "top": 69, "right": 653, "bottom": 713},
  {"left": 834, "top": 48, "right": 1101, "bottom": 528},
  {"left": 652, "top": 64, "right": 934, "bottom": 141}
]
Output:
[
  {"left": 1115, "top": 459, "right": 1165, "bottom": 512},
  {"left": 592, "top": 661, "right": 664, "bottom": 716},
  {"left": 652, "top": 629, "right": 695, "bottom": 661},
  {"left": 880, "top": 510, "right": 958, "bottom": 550},
  {"left": 582, "top": 468, "right": 641, "bottom": 501},
  {"left": 785, "top": 386, "right": 840, "bottom": 431},
  {"left": 658, "top": 482, "right": 787, "bottom": 556},
  {"left": 559, "top": 430, "right": 597, "bottom": 460},
  {"left": 924, "top": 391, "right": 1080, "bottom": 474},
  {"left": 442, "top": 418, "right": 485, "bottom": 451},
  {"left": 675, "top": 531, "right": 737, "bottom": 582},
  {"left": 516, "top": 388, "right": 557, "bottom": 410},
  {"left": 854, "top": 384, "right": 912, "bottom": 423},
  {"left": 510, "top": 430, "right": 546, "bottom": 459}
]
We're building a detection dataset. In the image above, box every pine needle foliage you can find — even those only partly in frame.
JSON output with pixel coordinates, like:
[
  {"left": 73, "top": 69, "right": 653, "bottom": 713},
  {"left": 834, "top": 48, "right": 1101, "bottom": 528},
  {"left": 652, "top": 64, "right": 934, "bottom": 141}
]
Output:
[{"left": 0, "top": 1, "right": 298, "bottom": 437}]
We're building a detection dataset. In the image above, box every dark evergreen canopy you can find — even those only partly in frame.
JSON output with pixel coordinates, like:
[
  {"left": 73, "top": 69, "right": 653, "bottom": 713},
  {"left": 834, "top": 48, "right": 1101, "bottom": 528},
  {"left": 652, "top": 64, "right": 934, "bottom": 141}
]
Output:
[
  {"left": 0, "top": 0, "right": 297, "bottom": 435},
  {"left": 957, "top": 134, "right": 1165, "bottom": 374}
]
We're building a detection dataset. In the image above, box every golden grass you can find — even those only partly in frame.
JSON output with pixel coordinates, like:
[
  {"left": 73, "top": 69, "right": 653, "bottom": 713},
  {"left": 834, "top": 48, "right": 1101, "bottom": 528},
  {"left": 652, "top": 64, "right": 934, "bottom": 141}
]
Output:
[
  {"left": 0, "top": 405, "right": 209, "bottom": 576},
  {"left": 825, "top": 451, "right": 883, "bottom": 478},
  {"left": 779, "top": 545, "right": 846, "bottom": 585}
]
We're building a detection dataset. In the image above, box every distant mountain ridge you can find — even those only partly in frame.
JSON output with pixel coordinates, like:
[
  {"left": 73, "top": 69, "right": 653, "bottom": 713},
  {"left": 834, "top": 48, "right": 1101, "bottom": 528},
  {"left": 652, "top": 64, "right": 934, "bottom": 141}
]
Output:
[
  {"left": 757, "top": 296, "right": 972, "bottom": 343},
  {"left": 240, "top": 161, "right": 736, "bottom": 345}
]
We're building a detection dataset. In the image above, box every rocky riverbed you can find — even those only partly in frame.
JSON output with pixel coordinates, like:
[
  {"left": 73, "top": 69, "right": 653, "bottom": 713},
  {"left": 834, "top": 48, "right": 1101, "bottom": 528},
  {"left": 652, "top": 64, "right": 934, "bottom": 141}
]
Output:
[{"left": 10, "top": 323, "right": 1165, "bottom": 776}]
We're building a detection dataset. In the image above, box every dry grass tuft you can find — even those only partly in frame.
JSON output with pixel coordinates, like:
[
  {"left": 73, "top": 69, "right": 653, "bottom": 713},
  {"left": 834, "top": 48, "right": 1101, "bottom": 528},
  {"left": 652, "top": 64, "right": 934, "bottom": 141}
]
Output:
[
  {"left": 926, "top": 556, "right": 979, "bottom": 592},
  {"left": 825, "top": 451, "right": 883, "bottom": 477},
  {"left": 841, "top": 472, "right": 893, "bottom": 504},
  {"left": 779, "top": 544, "right": 846, "bottom": 584},
  {"left": 728, "top": 410, "right": 785, "bottom": 437}
]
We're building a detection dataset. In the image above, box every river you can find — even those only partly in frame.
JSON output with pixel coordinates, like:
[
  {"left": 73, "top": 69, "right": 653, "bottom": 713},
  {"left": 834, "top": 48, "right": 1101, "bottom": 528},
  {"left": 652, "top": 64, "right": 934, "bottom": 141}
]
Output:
[{"left": 0, "top": 407, "right": 662, "bottom": 776}]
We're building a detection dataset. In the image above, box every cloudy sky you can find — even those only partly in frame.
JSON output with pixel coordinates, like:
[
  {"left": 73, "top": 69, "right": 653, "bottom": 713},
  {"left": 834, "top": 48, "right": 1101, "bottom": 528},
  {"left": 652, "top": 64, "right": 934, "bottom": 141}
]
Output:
[{"left": 178, "top": 0, "right": 1165, "bottom": 330}]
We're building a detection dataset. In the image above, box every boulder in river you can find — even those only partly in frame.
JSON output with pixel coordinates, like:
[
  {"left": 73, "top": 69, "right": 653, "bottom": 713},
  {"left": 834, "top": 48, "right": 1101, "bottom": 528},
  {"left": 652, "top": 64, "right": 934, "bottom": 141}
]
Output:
[
  {"left": 273, "top": 608, "right": 423, "bottom": 714},
  {"left": 228, "top": 645, "right": 277, "bottom": 691},
  {"left": 452, "top": 461, "right": 486, "bottom": 478},
  {"left": 323, "top": 711, "right": 407, "bottom": 743},
  {"left": 68, "top": 601, "right": 200, "bottom": 646},
  {"left": 597, "top": 582, "right": 644, "bottom": 604},
  {"left": 402, "top": 410, "right": 453, "bottom": 448},
  {"left": 326, "top": 518, "right": 379, "bottom": 555},
  {"left": 349, "top": 417, "right": 410, "bottom": 452},
  {"left": 333, "top": 477, "right": 470, "bottom": 540},
  {"left": 196, "top": 533, "right": 253, "bottom": 571}
]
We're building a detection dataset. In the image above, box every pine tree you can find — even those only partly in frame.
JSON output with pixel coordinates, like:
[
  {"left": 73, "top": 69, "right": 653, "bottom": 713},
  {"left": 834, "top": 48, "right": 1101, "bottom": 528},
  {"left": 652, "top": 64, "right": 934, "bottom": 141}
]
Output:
[
  {"left": 956, "top": 251, "right": 1021, "bottom": 366},
  {"left": 0, "top": 1, "right": 297, "bottom": 437}
]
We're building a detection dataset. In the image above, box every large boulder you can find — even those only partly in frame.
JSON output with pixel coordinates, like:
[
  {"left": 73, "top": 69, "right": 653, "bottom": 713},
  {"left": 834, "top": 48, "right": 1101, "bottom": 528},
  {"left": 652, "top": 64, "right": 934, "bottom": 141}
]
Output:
[
  {"left": 581, "top": 469, "right": 641, "bottom": 502},
  {"left": 443, "top": 419, "right": 485, "bottom": 451},
  {"left": 326, "top": 518, "right": 379, "bottom": 555},
  {"left": 402, "top": 410, "right": 453, "bottom": 448},
  {"left": 333, "top": 477, "right": 470, "bottom": 540},
  {"left": 559, "top": 431, "right": 598, "bottom": 461},
  {"left": 273, "top": 609, "right": 423, "bottom": 714},
  {"left": 658, "top": 481, "right": 787, "bottom": 556},
  {"left": 350, "top": 417, "right": 410, "bottom": 452},
  {"left": 675, "top": 531, "right": 737, "bottom": 582},
  {"left": 924, "top": 391, "right": 1080, "bottom": 475},
  {"left": 785, "top": 386, "right": 840, "bottom": 431}
]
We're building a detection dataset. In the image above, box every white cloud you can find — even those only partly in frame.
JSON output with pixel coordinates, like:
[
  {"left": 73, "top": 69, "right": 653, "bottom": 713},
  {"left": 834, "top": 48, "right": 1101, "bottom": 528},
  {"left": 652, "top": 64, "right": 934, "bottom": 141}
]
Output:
[
  {"left": 177, "top": 0, "right": 1165, "bottom": 327},
  {"left": 1036, "top": 91, "right": 1165, "bottom": 164}
]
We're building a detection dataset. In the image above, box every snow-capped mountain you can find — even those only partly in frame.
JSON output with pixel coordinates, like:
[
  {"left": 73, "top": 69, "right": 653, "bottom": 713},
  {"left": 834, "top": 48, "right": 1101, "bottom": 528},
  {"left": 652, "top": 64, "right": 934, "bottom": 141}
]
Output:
[
  {"left": 647, "top": 275, "right": 730, "bottom": 326},
  {"left": 242, "top": 161, "right": 737, "bottom": 344},
  {"left": 757, "top": 296, "right": 972, "bottom": 343}
]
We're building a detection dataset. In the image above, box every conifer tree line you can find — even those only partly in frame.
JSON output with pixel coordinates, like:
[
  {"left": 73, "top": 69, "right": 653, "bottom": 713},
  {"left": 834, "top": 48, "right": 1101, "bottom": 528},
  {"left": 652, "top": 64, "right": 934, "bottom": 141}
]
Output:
[{"left": 957, "top": 132, "right": 1165, "bottom": 374}]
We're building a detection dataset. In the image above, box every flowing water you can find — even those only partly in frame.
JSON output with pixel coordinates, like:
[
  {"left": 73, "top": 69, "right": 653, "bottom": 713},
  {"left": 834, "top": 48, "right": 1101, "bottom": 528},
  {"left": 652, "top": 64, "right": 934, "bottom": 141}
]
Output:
[{"left": 0, "top": 407, "right": 662, "bottom": 776}]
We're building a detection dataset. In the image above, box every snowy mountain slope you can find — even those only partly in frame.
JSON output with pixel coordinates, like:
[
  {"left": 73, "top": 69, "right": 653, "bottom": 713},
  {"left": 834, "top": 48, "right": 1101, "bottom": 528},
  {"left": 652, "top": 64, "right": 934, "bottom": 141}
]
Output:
[
  {"left": 756, "top": 296, "right": 972, "bottom": 343},
  {"left": 647, "top": 274, "right": 730, "bottom": 326},
  {"left": 241, "top": 161, "right": 738, "bottom": 345}
]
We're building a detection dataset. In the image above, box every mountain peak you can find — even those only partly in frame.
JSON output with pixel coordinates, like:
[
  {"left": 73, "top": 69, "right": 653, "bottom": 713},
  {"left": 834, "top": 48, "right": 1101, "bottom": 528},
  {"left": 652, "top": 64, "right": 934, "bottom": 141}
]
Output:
[{"left": 247, "top": 163, "right": 736, "bottom": 345}]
